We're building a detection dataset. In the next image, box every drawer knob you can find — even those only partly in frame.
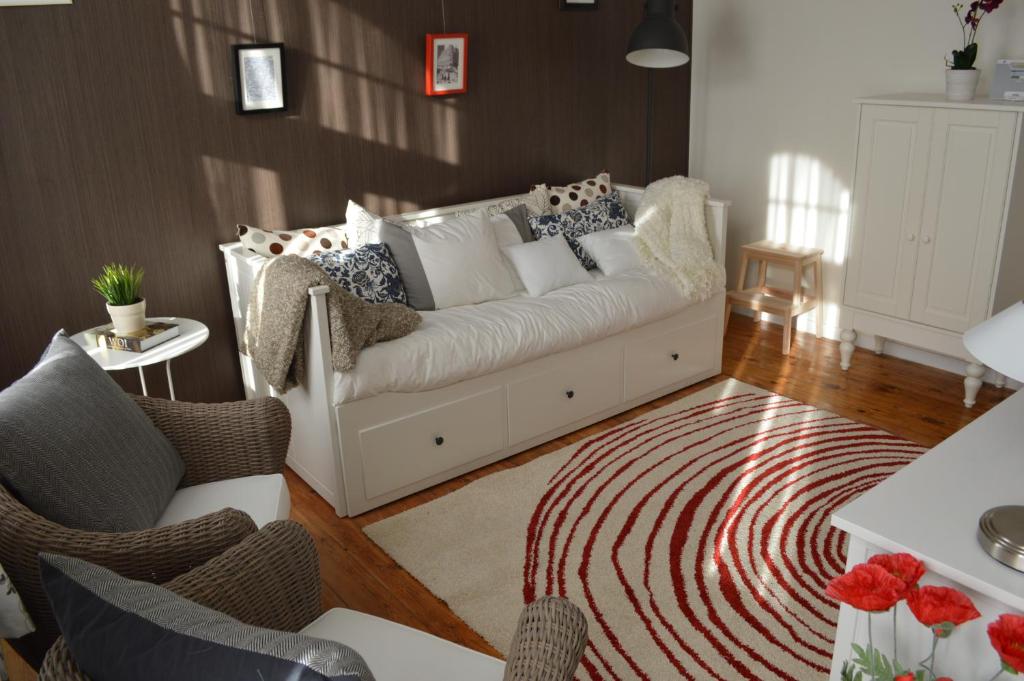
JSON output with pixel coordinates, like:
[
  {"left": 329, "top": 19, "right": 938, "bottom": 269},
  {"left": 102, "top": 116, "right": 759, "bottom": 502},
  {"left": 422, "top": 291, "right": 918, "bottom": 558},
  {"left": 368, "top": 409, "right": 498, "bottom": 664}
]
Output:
[
  {"left": 671, "top": 352, "right": 679, "bottom": 361},
  {"left": 565, "top": 390, "right": 575, "bottom": 399},
  {"left": 434, "top": 436, "right": 444, "bottom": 446}
]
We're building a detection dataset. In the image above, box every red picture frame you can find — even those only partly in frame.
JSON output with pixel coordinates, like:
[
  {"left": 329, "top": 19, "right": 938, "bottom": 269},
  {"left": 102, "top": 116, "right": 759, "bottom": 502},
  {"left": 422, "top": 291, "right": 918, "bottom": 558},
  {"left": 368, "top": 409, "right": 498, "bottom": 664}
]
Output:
[{"left": 425, "top": 33, "right": 468, "bottom": 96}]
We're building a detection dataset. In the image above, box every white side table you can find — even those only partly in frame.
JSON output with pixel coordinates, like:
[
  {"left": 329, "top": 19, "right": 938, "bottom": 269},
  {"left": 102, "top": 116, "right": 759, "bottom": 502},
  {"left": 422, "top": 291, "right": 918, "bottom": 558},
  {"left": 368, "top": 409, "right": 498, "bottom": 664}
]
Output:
[{"left": 71, "top": 317, "right": 209, "bottom": 400}]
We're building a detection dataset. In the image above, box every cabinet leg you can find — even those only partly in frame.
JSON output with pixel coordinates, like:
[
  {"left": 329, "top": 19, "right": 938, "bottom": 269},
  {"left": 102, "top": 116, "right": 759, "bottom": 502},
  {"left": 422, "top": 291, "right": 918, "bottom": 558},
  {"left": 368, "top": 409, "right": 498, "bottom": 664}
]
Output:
[
  {"left": 872, "top": 336, "right": 886, "bottom": 356},
  {"left": 783, "top": 315, "right": 793, "bottom": 355},
  {"left": 964, "top": 362, "right": 985, "bottom": 408},
  {"left": 839, "top": 329, "right": 857, "bottom": 371}
]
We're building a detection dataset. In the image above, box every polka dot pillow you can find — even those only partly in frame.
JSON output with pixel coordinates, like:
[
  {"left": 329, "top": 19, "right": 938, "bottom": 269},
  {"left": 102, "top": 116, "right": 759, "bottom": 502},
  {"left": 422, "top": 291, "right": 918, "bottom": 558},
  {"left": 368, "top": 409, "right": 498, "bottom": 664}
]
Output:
[
  {"left": 237, "top": 223, "right": 348, "bottom": 258},
  {"left": 528, "top": 190, "right": 631, "bottom": 270},
  {"left": 307, "top": 243, "right": 408, "bottom": 305},
  {"left": 545, "top": 172, "right": 611, "bottom": 214}
]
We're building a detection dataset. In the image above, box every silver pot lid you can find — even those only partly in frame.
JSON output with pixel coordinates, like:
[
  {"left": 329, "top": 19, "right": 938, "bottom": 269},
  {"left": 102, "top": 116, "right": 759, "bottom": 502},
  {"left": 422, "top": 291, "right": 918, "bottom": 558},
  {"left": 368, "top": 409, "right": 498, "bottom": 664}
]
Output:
[{"left": 978, "top": 505, "right": 1024, "bottom": 573}]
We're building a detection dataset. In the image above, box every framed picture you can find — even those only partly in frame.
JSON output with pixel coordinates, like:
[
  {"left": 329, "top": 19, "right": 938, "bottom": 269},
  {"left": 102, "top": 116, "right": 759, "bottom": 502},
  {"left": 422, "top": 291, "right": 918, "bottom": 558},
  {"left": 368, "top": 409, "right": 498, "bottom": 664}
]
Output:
[
  {"left": 559, "top": 0, "right": 598, "bottom": 9},
  {"left": 425, "top": 33, "right": 468, "bottom": 96},
  {"left": 232, "top": 43, "right": 287, "bottom": 115}
]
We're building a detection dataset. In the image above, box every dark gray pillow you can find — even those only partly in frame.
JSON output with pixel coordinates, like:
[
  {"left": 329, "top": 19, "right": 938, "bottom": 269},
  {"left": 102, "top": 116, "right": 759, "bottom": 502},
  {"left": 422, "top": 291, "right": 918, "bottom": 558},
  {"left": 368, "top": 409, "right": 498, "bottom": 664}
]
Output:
[
  {"left": 377, "top": 219, "right": 436, "bottom": 311},
  {"left": 0, "top": 332, "right": 184, "bottom": 531},
  {"left": 40, "top": 553, "right": 375, "bottom": 681},
  {"left": 503, "top": 204, "right": 535, "bottom": 243}
]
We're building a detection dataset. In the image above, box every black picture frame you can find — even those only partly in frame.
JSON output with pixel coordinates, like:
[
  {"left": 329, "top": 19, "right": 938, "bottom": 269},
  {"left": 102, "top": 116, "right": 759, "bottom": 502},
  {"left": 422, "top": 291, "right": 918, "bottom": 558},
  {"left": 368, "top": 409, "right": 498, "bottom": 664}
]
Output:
[
  {"left": 232, "top": 43, "right": 287, "bottom": 115},
  {"left": 559, "top": 0, "right": 598, "bottom": 8}
]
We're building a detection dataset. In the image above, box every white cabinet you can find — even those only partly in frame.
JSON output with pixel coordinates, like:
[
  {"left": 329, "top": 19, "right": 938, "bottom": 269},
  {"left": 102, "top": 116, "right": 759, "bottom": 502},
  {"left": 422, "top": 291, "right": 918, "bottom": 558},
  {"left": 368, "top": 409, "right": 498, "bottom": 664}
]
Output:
[{"left": 840, "top": 95, "right": 1024, "bottom": 407}]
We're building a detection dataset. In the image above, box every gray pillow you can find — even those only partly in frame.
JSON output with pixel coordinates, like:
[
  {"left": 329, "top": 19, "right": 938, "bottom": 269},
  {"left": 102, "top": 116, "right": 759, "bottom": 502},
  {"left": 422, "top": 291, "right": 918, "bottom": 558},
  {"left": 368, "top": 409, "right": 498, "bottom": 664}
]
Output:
[
  {"left": 377, "top": 219, "right": 436, "bottom": 311},
  {"left": 503, "top": 204, "right": 535, "bottom": 243},
  {"left": 0, "top": 332, "right": 184, "bottom": 531},
  {"left": 40, "top": 553, "right": 375, "bottom": 681}
]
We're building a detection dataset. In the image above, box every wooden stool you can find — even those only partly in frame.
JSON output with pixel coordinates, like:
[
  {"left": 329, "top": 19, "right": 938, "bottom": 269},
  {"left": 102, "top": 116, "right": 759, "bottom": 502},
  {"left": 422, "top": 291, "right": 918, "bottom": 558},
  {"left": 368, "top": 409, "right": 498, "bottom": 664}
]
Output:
[{"left": 725, "top": 240, "right": 824, "bottom": 355}]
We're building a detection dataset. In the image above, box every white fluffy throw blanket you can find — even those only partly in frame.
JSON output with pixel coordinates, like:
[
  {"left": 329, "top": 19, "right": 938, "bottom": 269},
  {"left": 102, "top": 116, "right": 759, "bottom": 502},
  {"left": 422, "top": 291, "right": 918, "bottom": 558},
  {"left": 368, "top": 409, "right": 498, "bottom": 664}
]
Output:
[{"left": 634, "top": 176, "right": 726, "bottom": 302}]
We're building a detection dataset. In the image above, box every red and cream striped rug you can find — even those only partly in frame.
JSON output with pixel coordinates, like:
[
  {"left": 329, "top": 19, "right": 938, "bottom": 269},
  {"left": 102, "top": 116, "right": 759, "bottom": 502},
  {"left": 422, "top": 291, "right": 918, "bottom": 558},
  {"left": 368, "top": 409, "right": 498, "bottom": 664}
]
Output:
[{"left": 364, "top": 379, "right": 924, "bottom": 679}]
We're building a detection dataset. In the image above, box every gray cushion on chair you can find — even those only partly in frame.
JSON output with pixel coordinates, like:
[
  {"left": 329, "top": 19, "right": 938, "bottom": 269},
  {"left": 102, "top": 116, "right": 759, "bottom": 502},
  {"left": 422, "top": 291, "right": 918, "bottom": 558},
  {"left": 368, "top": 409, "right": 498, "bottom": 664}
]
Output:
[
  {"left": 40, "top": 553, "right": 375, "bottom": 681},
  {"left": 0, "top": 331, "right": 184, "bottom": 532}
]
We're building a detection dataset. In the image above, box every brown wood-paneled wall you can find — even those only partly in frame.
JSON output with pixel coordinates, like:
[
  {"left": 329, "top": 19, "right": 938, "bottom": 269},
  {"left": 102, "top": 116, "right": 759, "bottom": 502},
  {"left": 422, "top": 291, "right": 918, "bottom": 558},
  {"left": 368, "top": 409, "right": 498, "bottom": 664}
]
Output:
[{"left": 0, "top": 0, "right": 692, "bottom": 402}]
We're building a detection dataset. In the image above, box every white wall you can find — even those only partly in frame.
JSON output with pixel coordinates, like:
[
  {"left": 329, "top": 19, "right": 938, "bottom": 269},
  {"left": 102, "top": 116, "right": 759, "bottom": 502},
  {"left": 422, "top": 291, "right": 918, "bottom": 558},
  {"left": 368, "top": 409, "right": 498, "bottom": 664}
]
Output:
[{"left": 690, "top": 0, "right": 1024, "bottom": 381}]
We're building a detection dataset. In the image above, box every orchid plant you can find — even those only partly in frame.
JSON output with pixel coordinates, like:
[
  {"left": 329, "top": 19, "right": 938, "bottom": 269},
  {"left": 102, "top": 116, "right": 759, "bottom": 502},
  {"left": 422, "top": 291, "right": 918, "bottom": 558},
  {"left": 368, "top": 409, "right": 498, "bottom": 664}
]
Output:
[
  {"left": 827, "top": 552, "right": 1024, "bottom": 681},
  {"left": 948, "top": 1, "right": 1004, "bottom": 70}
]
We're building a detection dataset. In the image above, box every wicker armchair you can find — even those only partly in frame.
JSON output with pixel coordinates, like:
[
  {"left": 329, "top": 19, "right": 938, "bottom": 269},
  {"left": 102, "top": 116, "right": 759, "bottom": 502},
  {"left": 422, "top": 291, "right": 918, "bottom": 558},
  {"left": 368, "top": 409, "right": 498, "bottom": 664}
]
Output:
[
  {"left": 1, "top": 394, "right": 291, "bottom": 667},
  {"left": 40, "top": 519, "right": 587, "bottom": 681}
]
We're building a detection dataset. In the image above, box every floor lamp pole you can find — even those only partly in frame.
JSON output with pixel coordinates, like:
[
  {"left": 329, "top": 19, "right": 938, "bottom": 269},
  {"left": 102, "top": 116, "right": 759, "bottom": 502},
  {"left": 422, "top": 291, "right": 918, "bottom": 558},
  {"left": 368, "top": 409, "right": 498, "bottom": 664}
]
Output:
[{"left": 644, "top": 68, "right": 654, "bottom": 186}]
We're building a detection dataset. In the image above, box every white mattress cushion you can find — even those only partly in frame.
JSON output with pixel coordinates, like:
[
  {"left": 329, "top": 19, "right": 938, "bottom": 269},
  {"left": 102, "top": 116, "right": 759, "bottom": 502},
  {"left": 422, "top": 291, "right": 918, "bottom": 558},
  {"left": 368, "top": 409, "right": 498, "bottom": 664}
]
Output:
[
  {"left": 333, "top": 269, "right": 697, "bottom": 403},
  {"left": 155, "top": 473, "right": 290, "bottom": 529},
  {"left": 300, "top": 609, "right": 504, "bottom": 681}
]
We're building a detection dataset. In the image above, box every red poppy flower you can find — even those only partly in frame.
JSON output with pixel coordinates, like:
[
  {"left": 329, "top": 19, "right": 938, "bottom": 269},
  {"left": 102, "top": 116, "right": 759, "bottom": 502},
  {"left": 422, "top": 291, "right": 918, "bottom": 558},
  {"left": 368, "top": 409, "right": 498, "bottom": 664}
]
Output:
[
  {"left": 826, "top": 564, "right": 905, "bottom": 612},
  {"left": 989, "top": 614, "right": 1024, "bottom": 673},
  {"left": 895, "top": 675, "right": 914, "bottom": 681},
  {"left": 905, "top": 586, "right": 980, "bottom": 637},
  {"left": 867, "top": 553, "right": 926, "bottom": 598}
]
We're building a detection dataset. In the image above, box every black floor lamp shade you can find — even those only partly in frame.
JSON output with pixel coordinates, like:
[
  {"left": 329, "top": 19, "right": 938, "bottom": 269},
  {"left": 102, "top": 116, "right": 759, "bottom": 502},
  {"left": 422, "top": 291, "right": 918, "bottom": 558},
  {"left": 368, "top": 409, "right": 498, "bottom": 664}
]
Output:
[{"left": 626, "top": 0, "right": 690, "bottom": 68}]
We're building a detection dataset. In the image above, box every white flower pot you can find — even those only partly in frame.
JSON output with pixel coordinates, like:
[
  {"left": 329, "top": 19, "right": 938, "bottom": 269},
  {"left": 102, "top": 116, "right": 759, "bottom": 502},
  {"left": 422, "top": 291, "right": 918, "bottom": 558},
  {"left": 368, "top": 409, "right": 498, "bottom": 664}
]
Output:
[
  {"left": 945, "top": 69, "right": 980, "bottom": 102},
  {"left": 106, "top": 299, "right": 146, "bottom": 334}
]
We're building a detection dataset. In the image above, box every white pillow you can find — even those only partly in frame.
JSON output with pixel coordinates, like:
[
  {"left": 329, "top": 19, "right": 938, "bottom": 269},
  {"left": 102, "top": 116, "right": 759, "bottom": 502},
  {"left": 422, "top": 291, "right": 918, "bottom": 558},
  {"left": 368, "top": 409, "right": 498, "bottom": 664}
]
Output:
[
  {"left": 410, "top": 213, "right": 520, "bottom": 309},
  {"left": 344, "top": 200, "right": 381, "bottom": 248},
  {"left": 578, "top": 227, "right": 646, "bottom": 277},
  {"left": 502, "top": 237, "right": 592, "bottom": 297}
]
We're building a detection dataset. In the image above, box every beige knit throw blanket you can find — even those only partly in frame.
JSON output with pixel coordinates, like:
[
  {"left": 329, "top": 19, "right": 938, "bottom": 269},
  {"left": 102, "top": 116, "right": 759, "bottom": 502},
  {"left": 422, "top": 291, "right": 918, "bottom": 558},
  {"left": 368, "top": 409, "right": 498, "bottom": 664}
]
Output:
[
  {"left": 244, "top": 255, "right": 421, "bottom": 393},
  {"left": 634, "top": 176, "right": 726, "bottom": 302}
]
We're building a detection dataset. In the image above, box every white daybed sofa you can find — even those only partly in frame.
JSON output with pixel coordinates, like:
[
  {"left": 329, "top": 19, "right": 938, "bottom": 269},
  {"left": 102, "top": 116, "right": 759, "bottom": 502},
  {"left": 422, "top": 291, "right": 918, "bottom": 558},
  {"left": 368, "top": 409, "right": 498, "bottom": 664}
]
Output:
[{"left": 220, "top": 184, "right": 729, "bottom": 516}]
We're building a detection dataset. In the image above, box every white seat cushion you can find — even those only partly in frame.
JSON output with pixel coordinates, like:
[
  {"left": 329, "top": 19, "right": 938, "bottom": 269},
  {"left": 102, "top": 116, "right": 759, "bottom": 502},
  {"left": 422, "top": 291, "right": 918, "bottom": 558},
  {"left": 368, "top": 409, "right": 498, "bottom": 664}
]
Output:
[
  {"left": 155, "top": 473, "right": 290, "bottom": 529},
  {"left": 300, "top": 608, "right": 505, "bottom": 681}
]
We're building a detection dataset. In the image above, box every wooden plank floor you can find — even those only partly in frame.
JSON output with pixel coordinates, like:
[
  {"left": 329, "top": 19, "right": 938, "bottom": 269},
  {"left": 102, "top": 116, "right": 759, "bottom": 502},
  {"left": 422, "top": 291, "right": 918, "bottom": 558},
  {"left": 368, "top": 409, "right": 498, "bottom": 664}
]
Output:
[{"left": 4, "top": 315, "right": 1012, "bottom": 679}]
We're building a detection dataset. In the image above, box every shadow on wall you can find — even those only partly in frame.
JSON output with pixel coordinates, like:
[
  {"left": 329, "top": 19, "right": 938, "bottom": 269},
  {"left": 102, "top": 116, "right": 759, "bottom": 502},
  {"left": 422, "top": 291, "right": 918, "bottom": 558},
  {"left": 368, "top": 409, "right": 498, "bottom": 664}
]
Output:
[
  {"left": 764, "top": 152, "right": 850, "bottom": 336},
  {"left": 168, "top": 0, "right": 462, "bottom": 231}
]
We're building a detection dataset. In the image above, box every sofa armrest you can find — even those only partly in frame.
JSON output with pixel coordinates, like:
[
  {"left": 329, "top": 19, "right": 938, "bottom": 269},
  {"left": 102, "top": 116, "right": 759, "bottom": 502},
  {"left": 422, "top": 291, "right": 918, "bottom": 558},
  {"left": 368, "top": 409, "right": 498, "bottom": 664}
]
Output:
[
  {"left": 0, "top": 483, "right": 256, "bottom": 667},
  {"left": 38, "top": 520, "right": 319, "bottom": 681},
  {"left": 131, "top": 395, "right": 291, "bottom": 487},
  {"left": 503, "top": 596, "right": 588, "bottom": 681},
  {"left": 162, "top": 519, "right": 320, "bottom": 631}
]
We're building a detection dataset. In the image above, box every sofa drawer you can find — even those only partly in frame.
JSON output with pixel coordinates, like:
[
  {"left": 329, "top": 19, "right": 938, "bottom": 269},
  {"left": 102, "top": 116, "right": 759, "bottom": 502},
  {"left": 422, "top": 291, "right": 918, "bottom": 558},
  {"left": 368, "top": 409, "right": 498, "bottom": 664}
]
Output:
[
  {"left": 507, "top": 345, "right": 623, "bottom": 445},
  {"left": 624, "top": 316, "right": 720, "bottom": 400},
  {"left": 357, "top": 387, "right": 507, "bottom": 499}
]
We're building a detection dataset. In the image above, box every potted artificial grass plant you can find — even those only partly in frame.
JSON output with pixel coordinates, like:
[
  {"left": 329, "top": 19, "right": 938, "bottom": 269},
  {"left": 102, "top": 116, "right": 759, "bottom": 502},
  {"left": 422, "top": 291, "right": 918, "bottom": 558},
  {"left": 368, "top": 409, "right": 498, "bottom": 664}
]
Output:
[{"left": 91, "top": 263, "right": 146, "bottom": 334}]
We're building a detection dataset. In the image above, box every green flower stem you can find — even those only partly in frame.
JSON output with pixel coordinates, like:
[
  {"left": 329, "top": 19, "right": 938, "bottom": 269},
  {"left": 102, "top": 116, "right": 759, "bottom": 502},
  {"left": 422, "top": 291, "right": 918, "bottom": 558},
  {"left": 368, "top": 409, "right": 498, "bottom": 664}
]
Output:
[
  {"left": 893, "top": 607, "right": 899, "bottom": 668},
  {"left": 868, "top": 613, "right": 876, "bottom": 680},
  {"left": 922, "top": 634, "right": 938, "bottom": 681},
  {"left": 987, "top": 671, "right": 1004, "bottom": 681}
]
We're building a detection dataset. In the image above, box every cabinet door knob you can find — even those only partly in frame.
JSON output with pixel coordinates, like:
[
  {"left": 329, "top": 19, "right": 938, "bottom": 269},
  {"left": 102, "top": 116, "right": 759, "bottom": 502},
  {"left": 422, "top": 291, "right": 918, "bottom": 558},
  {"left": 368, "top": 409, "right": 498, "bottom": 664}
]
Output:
[
  {"left": 671, "top": 352, "right": 680, "bottom": 361},
  {"left": 921, "top": 235, "right": 932, "bottom": 244},
  {"left": 565, "top": 390, "right": 575, "bottom": 399},
  {"left": 434, "top": 436, "right": 444, "bottom": 446},
  {"left": 907, "top": 233, "right": 916, "bottom": 242}
]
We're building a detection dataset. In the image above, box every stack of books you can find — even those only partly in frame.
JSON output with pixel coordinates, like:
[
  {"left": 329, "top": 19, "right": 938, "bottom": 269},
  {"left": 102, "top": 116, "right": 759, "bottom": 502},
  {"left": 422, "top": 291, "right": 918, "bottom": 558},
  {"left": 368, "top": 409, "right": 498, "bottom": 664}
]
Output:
[{"left": 83, "top": 322, "right": 180, "bottom": 353}]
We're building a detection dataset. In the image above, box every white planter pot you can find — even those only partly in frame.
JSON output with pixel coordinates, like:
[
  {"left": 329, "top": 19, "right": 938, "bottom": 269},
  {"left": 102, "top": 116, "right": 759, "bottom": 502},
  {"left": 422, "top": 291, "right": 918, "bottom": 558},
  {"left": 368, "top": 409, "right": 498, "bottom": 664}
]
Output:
[
  {"left": 945, "top": 69, "right": 980, "bottom": 102},
  {"left": 106, "top": 299, "right": 146, "bottom": 334}
]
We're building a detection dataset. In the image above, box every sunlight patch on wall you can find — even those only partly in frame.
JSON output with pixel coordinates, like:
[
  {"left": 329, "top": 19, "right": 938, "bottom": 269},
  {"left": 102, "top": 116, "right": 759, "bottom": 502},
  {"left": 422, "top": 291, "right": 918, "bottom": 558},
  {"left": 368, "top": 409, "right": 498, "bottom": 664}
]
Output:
[
  {"left": 766, "top": 153, "right": 849, "bottom": 266},
  {"left": 297, "top": 0, "right": 458, "bottom": 165},
  {"left": 201, "top": 156, "right": 286, "bottom": 229},
  {"left": 765, "top": 153, "right": 851, "bottom": 335}
]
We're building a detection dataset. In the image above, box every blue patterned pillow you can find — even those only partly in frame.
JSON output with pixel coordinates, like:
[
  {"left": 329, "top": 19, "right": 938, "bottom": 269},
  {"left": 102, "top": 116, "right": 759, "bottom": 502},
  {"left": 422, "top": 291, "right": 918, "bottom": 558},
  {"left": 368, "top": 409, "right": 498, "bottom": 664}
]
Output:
[
  {"left": 528, "top": 191, "right": 631, "bottom": 269},
  {"left": 308, "top": 243, "right": 408, "bottom": 305}
]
